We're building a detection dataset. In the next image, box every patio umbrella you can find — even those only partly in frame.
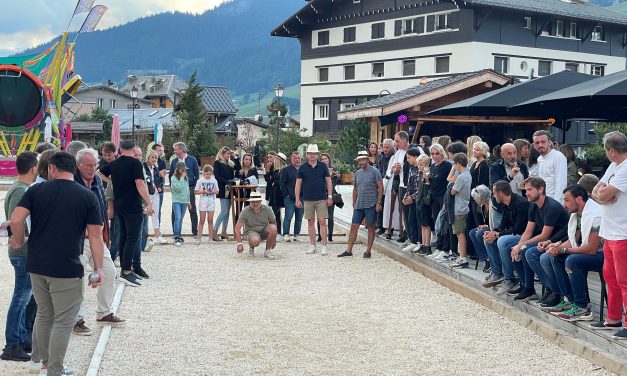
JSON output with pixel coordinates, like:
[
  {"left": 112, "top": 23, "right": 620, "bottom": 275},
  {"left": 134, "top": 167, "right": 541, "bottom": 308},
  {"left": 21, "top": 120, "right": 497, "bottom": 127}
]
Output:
[
  {"left": 44, "top": 116, "right": 52, "bottom": 142},
  {"left": 512, "top": 69, "right": 627, "bottom": 121},
  {"left": 155, "top": 122, "right": 163, "bottom": 144},
  {"left": 64, "top": 121, "right": 72, "bottom": 147},
  {"left": 111, "top": 113, "right": 120, "bottom": 149}
]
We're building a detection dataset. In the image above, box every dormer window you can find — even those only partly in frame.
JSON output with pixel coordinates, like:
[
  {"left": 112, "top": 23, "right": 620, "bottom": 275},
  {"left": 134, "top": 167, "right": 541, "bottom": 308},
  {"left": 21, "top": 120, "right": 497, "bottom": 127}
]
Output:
[{"left": 591, "top": 26, "right": 605, "bottom": 41}]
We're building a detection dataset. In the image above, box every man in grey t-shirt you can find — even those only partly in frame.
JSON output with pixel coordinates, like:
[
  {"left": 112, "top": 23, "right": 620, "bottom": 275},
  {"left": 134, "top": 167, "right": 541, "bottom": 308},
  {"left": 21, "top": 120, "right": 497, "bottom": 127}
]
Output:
[
  {"left": 338, "top": 151, "right": 383, "bottom": 259},
  {"left": 234, "top": 192, "right": 278, "bottom": 260}
]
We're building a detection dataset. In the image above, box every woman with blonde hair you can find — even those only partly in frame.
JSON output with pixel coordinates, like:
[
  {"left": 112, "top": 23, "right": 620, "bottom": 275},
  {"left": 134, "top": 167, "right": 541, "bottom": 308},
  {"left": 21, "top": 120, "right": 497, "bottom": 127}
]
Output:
[
  {"left": 212, "top": 146, "right": 236, "bottom": 241},
  {"left": 466, "top": 135, "right": 482, "bottom": 163},
  {"left": 144, "top": 149, "right": 166, "bottom": 244},
  {"left": 268, "top": 153, "right": 286, "bottom": 240}
]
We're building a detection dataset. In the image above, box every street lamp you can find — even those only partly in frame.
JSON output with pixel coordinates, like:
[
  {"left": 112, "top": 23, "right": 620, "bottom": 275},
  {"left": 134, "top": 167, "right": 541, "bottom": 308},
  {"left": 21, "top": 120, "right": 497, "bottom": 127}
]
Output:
[
  {"left": 274, "top": 83, "right": 284, "bottom": 153},
  {"left": 130, "top": 85, "right": 138, "bottom": 141}
]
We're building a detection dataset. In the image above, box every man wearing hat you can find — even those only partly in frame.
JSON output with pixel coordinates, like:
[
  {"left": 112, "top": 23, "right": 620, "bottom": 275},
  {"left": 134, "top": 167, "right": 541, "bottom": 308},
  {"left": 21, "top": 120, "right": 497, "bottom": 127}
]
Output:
[
  {"left": 338, "top": 151, "right": 383, "bottom": 258},
  {"left": 234, "top": 192, "right": 278, "bottom": 259},
  {"left": 295, "top": 144, "right": 334, "bottom": 255}
]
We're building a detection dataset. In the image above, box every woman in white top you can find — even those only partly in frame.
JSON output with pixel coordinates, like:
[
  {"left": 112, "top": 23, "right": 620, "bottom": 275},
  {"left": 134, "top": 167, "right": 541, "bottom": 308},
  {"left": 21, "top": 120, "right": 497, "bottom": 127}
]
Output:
[{"left": 145, "top": 150, "right": 166, "bottom": 244}]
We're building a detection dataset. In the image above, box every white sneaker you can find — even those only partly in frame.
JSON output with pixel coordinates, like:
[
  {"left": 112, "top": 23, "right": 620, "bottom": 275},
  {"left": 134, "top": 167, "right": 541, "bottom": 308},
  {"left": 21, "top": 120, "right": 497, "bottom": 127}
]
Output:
[
  {"left": 413, "top": 243, "right": 423, "bottom": 252},
  {"left": 402, "top": 243, "right": 417, "bottom": 252},
  {"left": 264, "top": 250, "right": 276, "bottom": 260},
  {"left": 174, "top": 240, "right": 181, "bottom": 247},
  {"left": 157, "top": 236, "right": 168, "bottom": 244},
  {"left": 196, "top": 239, "right": 201, "bottom": 245},
  {"left": 276, "top": 234, "right": 284, "bottom": 242},
  {"left": 427, "top": 250, "right": 442, "bottom": 259},
  {"left": 321, "top": 245, "right": 328, "bottom": 256},
  {"left": 29, "top": 361, "right": 40, "bottom": 374},
  {"left": 249, "top": 247, "right": 255, "bottom": 257},
  {"left": 434, "top": 252, "right": 451, "bottom": 262},
  {"left": 285, "top": 236, "right": 293, "bottom": 243},
  {"left": 144, "top": 239, "right": 154, "bottom": 252},
  {"left": 306, "top": 245, "right": 316, "bottom": 254}
]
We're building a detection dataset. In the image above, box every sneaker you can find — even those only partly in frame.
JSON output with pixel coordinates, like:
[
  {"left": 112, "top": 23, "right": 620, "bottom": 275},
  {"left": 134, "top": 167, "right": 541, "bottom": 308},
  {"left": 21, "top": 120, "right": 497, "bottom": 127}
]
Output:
[
  {"left": 132, "top": 272, "right": 143, "bottom": 281},
  {"left": 0, "top": 344, "right": 31, "bottom": 361},
  {"left": 156, "top": 236, "right": 168, "bottom": 244},
  {"left": 144, "top": 239, "right": 154, "bottom": 252},
  {"left": 321, "top": 246, "right": 328, "bottom": 256},
  {"left": 542, "top": 298, "right": 574, "bottom": 314},
  {"left": 403, "top": 243, "right": 417, "bottom": 252},
  {"left": 42, "top": 366, "right": 73, "bottom": 376},
  {"left": 507, "top": 283, "right": 523, "bottom": 296},
  {"left": 61, "top": 368, "right": 75, "bottom": 376},
  {"left": 589, "top": 321, "right": 623, "bottom": 330},
  {"left": 451, "top": 258, "right": 469, "bottom": 268},
  {"left": 558, "top": 305, "right": 593, "bottom": 322},
  {"left": 263, "top": 250, "right": 276, "bottom": 260},
  {"left": 276, "top": 234, "right": 284, "bottom": 242},
  {"left": 496, "top": 280, "right": 516, "bottom": 295},
  {"left": 416, "top": 246, "right": 432, "bottom": 256},
  {"left": 96, "top": 313, "right": 126, "bottom": 327},
  {"left": 284, "top": 236, "right": 292, "bottom": 243},
  {"left": 434, "top": 252, "right": 451, "bottom": 263},
  {"left": 363, "top": 251, "right": 372, "bottom": 259},
  {"left": 397, "top": 234, "right": 408, "bottom": 243},
  {"left": 427, "top": 250, "right": 443, "bottom": 259},
  {"left": 29, "top": 361, "right": 40, "bottom": 374},
  {"left": 120, "top": 272, "right": 141, "bottom": 287},
  {"left": 72, "top": 319, "right": 92, "bottom": 336},
  {"left": 174, "top": 238, "right": 182, "bottom": 247},
  {"left": 306, "top": 245, "right": 316, "bottom": 254},
  {"left": 133, "top": 267, "right": 149, "bottom": 279},
  {"left": 193, "top": 235, "right": 198, "bottom": 240},
  {"left": 538, "top": 293, "right": 562, "bottom": 309},
  {"left": 537, "top": 289, "right": 554, "bottom": 306},
  {"left": 196, "top": 238, "right": 202, "bottom": 245},
  {"left": 482, "top": 261, "right": 491, "bottom": 273},
  {"left": 337, "top": 251, "right": 353, "bottom": 257},
  {"left": 612, "top": 328, "right": 627, "bottom": 340},
  {"left": 248, "top": 247, "right": 255, "bottom": 258},
  {"left": 514, "top": 288, "right": 538, "bottom": 301},
  {"left": 292, "top": 236, "right": 300, "bottom": 242},
  {"left": 482, "top": 274, "right": 505, "bottom": 288},
  {"left": 212, "top": 234, "right": 223, "bottom": 242}
]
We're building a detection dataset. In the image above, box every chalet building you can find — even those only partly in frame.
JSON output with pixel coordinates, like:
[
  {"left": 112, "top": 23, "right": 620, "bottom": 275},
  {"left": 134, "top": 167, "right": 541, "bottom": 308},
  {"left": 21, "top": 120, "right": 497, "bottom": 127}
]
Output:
[
  {"left": 63, "top": 84, "right": 152, "bottom": 119},
  {"left": 272, "top": 0, "right": 627, "bottom": 139},
  {"left": 121, "top": 74, "right": 188, "bottom": 109}
]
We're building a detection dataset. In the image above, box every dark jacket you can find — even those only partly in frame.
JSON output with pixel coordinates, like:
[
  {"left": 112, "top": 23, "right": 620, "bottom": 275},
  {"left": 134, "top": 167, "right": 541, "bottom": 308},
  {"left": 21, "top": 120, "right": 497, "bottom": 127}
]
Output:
[
  {"left": 264, "top": 165, "right": 275, "bottom": 201},
  {"left": 74, "top": 172, "right": 110, "bottom": 243},
  {"left": 269, "top": 169, "right": 283, "bottom": 208},
  {"left": 489, "top": 159, "right": 529, "bottom": 187},
  {"left": 430, "top": 161, "right": 452, "bottom": 198},
  {"left": 212, "top": 160, "right": 235, "bottom": 199},
  {"left": 279, "top": 165, "right": 299, "bottom": 200},
  {"left": 470, "top": 159, "right": 490, "bottom": 189},
  {"left": 377, "top": 152, "right": 393, "bottom": 177},
  {"left": 494, "top": 193, "right": 530, "bottom": 236},
  {"left": 169, "top": 155, "right": 200, "bottom": 187}
]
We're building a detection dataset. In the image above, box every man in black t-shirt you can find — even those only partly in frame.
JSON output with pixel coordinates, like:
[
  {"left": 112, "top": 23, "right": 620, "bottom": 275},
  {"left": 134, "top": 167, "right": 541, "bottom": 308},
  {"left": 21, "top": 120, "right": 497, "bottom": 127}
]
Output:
[
  {"left": 510, "top": 177, "right": 569, "bottom": 303},
  {"left": 99, "top": 140, "right": 153, "bottom": 287},
  {"left": 10, "top": 152, "right": 104, "bottom": 376}
]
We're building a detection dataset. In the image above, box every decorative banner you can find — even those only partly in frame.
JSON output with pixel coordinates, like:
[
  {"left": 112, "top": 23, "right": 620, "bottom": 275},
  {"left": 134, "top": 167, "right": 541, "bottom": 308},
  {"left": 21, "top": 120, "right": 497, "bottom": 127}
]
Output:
[
  {"left": 398, "top": 114, "right": 408, "bottom": 124},
  {"left": 72, "top": 0, "right": 96, "bottom": 16},
  {"left": 79, "top": 5, "right": 108, "bottom": 33},
  {"left": 44, "top": 117, "right": 52, "bottom": 142},
  {"left": 111, "top": 114, "right": 120, "bottom": 149}
]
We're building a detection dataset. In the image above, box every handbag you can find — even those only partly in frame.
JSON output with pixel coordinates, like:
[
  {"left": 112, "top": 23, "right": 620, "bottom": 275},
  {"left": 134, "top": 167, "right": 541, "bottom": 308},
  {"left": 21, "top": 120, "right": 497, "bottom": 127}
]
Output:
[{"left": 332, "top": 192, "right": 344, "bottom": 208}]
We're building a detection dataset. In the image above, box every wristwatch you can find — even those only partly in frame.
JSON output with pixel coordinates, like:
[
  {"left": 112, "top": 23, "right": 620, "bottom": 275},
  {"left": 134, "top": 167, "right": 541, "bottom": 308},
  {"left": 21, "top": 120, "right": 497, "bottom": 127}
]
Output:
[
  {"left": 561, "top": 246, "right": 568, "bottom": 254},
  {"left": 520, "top": 244, "right": 527, "bottom": 250},
  {"left": 377, "top": 201, "right": 383, "bottom": 205},
  {"left": 327, "top": 195, "right": 333, "bottom": 199}
]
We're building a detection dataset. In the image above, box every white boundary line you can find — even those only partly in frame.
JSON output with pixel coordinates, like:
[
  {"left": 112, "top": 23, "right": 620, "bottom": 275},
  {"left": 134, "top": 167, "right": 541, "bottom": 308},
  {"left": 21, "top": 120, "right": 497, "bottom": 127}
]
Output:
[{"left": 85, "top": 283, "right": 126, "bottom": 376}]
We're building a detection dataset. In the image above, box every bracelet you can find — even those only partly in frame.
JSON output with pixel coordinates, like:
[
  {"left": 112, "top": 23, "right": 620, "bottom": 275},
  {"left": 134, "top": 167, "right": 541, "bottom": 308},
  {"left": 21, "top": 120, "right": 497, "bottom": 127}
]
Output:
[{"left": 236, "top": 242, "right": 243, "bottom": 245}]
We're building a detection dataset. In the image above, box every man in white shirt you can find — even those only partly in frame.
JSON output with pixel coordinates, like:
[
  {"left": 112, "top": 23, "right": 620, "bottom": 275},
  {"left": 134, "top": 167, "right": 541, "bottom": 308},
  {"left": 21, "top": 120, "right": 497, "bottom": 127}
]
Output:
[
  {"left": 382, "top": 132, "right": 408, "bottom": 237},
  {"left": 534, "top": 130, "right": 567, "bottom": 204},
  {"left": 591, "top": 131, "right": 627, "bottom": 339}
]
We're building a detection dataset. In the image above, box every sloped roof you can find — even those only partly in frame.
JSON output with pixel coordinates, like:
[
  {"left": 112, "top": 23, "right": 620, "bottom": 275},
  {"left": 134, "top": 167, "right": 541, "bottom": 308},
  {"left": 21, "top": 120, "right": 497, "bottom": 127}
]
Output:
[
  {"left": 200, "top": 86, "right": 238, "bottom": 114},
  {"left": 121, "top": 75, "right": 188, "bottom": 103},
  {"left": 110, "top": 108, "right": 174, "bottom": 133},
  {"left": 71, "top": 122, "right": 103, "bottom": 133},
  {"left": 75, "top": 85, "right": 152, "bottom": 104}
]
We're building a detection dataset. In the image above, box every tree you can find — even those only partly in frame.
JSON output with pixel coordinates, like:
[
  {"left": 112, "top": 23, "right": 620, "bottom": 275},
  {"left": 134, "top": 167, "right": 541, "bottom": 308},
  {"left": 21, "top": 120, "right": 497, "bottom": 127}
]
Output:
[
  {"left": 337, "top": 120, "right": 371, "bottom": 167},
  {"left": 174, "top": 71, "right": 217, "bottom": 157},
  {"left": 75, "top": 106, "right": 113, "bottom": 147}
]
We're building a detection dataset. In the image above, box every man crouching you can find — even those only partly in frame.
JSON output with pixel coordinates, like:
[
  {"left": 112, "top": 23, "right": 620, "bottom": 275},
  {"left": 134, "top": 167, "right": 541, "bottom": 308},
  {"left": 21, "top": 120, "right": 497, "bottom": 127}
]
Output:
[{"left": 234, "top": 192, "right": 278, "bottom": 259}]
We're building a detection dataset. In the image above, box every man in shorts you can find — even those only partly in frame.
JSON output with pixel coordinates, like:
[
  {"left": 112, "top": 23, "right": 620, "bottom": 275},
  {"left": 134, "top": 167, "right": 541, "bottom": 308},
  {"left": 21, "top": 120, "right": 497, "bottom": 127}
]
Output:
[
  {"left": 338, "top": 151, "right": 383, "bottom": 258},
  {"left": 234, "top": 192, "right": 278, "bottom": 259},
  {"left": 295, "top": 144, "right": 333, "bottom": 256}
]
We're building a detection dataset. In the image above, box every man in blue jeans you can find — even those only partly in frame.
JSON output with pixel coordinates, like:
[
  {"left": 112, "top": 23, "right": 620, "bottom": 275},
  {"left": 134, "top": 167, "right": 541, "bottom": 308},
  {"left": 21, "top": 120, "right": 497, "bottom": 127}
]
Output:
[
  {"left": 280, "top": 152, "right": 303, "bottom": 242},
  {"left": 540, "top": 185, "right": 603, "bottom": 321},
  {"left": 1, "top": 151, "right": 38, "bottom": 361},
  {"left": 510, "top": 177, "right": 569, "bottom": 302},
  {"left": 338, "top": 151, "right": 383, "bottom": 259},
  {"left": 482, "top": 181, "right": 529, "bottom": 295}
]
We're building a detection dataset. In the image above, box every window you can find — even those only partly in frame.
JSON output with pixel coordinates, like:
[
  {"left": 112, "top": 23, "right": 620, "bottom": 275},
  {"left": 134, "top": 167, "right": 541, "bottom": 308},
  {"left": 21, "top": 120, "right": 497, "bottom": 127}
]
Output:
[
  {"left": 565, "top": 63, "right": 579, "bottom": 72},
  {"left": 538, "top": 60, "right": 551, "bottom": 76},
  {"left": 402, "top": 60, "right": 415, "bottom": 76},
  {"left": 344, "top": 65, "right": 355, "bottom": 80},
  {"left": 403, "top": 19, "right": 415, "bottom": 35},
  {"left": 523, "top": 16, "right": 532, "bottom": 29},
  {"left": 435, "top": 56, "right": 450, "bottom": 73},
  {"left": 371, "top": 22, "right": 385, "bottom": 39},
  {"left": 110, "top": 99, "right": 116, "bottom": 109},
  {"left": 592, "top": 65, "right": 605, "bottom": 76},
  {"left": 318, "top": 67, "right": 329, "bottom": 82},
  {"left": 494, "top": 56, "right": 508, "bottom": 74},
  {"left": 315, "top": 104, "right": 329, "bottom": 120},
  {"left": 317, "top": 30, "right": 330, "bottom": 46},
  {"left": 159, "top": 97, "right": 167, "bottom": 108},
  {"left": 435, "top": 14, "right": 448, "bottom": 30},
  {"left": 340, "top": 103, "right": 355, "bottom": 111},
  {"left": 592, "top": 26, "right": 604, "bottom": 41},
  {"left": 556, "top": 20, "right": 564, "bottom": 37},
  {"left": 570, "top": 22, "right": 577, "bottom": 38},
  {"left": 343, "top": 27, "right": 356, "bottom": 43},
  {"left": 97, "top": 98, "right": 104, "bottom": 108},
  {"left": 371, "top": 62, "right": 384, "bottom": 78}
]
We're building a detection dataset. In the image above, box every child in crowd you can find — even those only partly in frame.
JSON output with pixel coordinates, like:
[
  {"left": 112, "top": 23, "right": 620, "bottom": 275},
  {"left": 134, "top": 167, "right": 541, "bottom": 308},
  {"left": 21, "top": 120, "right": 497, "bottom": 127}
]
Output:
[
  {"left": 448, "top": 153, "right": 472, "bottom": 268},
  {"left": 171, "top": 162, "right": 191, "bottom": 247},
  {"left": 195, "top": 165, "right": 219, "bottom": 245},
  {"left": 416, "top": 155, "right": 434, "bottom": 255}
]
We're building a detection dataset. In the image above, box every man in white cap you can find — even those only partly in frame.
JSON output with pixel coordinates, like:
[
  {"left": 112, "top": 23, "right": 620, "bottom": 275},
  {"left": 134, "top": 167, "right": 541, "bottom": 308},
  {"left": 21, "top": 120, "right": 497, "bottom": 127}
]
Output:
[
  {"left": 295, "top": 144, "right": 333, "bottom": 255},
  {"left": 338, "top": 151, "right": 383, "bottom": 258},
  {"left": 234, "top": 192, "right": 278, "bottom": 259}
]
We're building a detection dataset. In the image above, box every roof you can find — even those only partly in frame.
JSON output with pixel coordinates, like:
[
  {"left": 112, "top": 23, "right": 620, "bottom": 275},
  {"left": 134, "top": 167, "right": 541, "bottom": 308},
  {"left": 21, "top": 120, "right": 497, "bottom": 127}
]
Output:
[
  {"left": 75, "top": 85, "right": 152, "bottom": 104},
  {"left": 200, "top": 86, "right": 238, "bottom": 114},
  {"left": 338, "top": 70, "right": 511, "bottom": 119},
  {"left": 120, "top": 75, "right": 188, "bottom": 103},
  {"left": 273, "top": 0, "right": 627, "bottom": 37},
  {"left": 71, "top": 121, "right": 103, "bottom": 133},
  {"left": 110, "top": 108, "right": 174, "bottom": 133}
]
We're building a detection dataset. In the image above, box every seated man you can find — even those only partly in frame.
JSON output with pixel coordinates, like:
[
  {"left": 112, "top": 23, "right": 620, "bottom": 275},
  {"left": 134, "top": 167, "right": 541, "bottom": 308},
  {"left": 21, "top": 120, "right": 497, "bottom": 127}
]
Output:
[
  {"left": 539, "top": 185, "right": 603, "bottom": 321},
  {"left": 234, "top": 192, "right": 278, "bottom": 259},
  {"left": 482, "top": 181, "right": 530, "bottom": 295},
  {"left": 511, "top": 177, "right": 569, "bottom": 303}
]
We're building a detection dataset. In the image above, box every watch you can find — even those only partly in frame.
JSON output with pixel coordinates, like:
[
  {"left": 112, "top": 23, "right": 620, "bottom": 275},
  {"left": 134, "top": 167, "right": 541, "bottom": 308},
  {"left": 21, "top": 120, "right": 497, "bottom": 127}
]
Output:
[
  {"left": 561, "top": 246, "right": 568, "bottom": 254},
  {"left": 520, "top": 244, "right": 527, "bottom": 250}
]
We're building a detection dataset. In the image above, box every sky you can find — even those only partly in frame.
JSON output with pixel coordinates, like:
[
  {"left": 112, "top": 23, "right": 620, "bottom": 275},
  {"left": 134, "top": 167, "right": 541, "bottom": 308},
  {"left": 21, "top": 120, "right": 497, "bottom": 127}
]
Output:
[{"left": 0, "top": 0, "right": 230, "bottom": 56}]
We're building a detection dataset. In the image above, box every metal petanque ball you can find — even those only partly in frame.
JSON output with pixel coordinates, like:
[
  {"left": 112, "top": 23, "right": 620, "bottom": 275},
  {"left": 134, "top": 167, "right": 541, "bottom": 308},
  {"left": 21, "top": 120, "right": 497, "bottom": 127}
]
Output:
[{"left": 88, "top": 272, "right": 100, "bottom": 284}]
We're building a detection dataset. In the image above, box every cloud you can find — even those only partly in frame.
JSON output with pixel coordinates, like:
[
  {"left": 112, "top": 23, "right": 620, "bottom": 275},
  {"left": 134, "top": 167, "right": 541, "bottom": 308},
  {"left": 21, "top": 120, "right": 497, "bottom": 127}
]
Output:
[{"left": 0, "top": 0, "right": 229, "bottom": 55}]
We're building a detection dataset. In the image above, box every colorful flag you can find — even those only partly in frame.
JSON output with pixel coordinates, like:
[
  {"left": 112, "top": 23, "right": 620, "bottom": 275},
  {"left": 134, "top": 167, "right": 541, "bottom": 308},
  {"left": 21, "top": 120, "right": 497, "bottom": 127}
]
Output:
[
  {"left": 72, "top": 0, "right": 96, "bottom": 16},
  {"left": 79, "top": 5, "right": 108, "bottom": 33}
]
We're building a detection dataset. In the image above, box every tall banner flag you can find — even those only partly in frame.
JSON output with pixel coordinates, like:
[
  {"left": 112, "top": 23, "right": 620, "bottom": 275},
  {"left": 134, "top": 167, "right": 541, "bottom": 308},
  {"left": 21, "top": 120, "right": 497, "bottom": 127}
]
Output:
[
  {"left": 72, "top": 0, "right": 96, "bottom": 16},
  {"left": 79, "top": 5, "right": 108, "bottom": 33}
]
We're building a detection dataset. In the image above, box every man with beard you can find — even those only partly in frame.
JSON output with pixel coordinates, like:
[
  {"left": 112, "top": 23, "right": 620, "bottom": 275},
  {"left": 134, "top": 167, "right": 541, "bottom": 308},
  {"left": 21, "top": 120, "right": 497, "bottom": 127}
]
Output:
[
  {"left": 534, "top": 130, "right": 567, "bottom": 204},
  {"left": 510, "top": 177, "right": 569, "bottom": 302},
  {"left": 489, "top": 143, "right": 529, "bottom": 195},
  {"left": 376, "top": 139, "right": 394, "bottom": 235}
]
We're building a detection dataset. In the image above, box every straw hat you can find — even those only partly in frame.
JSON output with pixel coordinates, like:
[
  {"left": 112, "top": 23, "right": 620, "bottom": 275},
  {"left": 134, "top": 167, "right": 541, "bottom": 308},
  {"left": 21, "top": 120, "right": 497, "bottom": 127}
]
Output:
[
  {"left": 276, "top": 152, "right": 287, "bottom": 162},
  {"left": 306, "top": 144, "right": 320, "bottom": 154},
  {"left": 247, "top": 192, "right": 263, "bottom": 202},
  {"left": 354, "top": 150, "right": 369, "bottom": 161}
]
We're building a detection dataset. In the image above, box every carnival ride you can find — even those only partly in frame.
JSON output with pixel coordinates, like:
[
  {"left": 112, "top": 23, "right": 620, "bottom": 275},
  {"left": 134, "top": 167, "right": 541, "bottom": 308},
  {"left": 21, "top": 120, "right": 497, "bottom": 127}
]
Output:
[{"left": 0, "top": 1, "right": 107, "bottom": 175}]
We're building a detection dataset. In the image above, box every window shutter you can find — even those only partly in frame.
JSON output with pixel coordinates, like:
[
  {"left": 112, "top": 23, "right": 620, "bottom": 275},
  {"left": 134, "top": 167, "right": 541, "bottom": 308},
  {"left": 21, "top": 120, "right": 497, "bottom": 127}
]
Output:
[
  {"left": 415, "top": 17, "right": 424, "bottom": 34},
  {"left": 395, "top": 20, "right": 402, "bottom": 36},
  {"left": 380, "top": 23, "right": 385, "bottom": 38},
  {"left": 449, "top": 12, "right": 460, "bottom": 29},
  {"left": 371, "top": 23, "right": 377, "bottom": 39},
  {"left": 426, "top": 15, "right": 435, "bottom": 32}
]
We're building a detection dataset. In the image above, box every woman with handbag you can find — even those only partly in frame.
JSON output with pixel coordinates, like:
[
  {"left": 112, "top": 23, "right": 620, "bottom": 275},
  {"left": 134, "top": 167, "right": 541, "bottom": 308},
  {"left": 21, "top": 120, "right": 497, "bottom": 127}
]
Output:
[
  {"left": 212, "top": 147, "right": 236, "bottom": 241},
  {"left": 317, "top": 153, "right": 342, "bottom": 242}
]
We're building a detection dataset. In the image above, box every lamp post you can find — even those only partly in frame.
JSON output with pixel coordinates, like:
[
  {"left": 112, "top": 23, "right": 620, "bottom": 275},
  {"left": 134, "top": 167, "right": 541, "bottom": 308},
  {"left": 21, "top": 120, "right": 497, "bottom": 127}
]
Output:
[
  {"left": 274, "top": 83, "right": 284, "bottom": 153},
  {"left": 130, "top": 85, "right": 138, "bottom": 141}
]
